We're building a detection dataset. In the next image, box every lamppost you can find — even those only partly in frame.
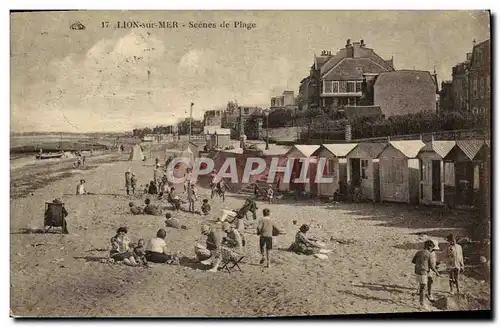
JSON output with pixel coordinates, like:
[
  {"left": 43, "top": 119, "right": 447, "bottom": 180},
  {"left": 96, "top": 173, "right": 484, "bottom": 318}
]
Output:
[{"left": 264, "top": 109, "right": 270, "bottom": 150}]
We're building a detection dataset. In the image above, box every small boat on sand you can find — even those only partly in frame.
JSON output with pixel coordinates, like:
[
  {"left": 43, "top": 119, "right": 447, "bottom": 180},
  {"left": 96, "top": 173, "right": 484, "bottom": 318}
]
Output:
[{"left": 36, "top": 152, "right": 63, "bottom": 160}]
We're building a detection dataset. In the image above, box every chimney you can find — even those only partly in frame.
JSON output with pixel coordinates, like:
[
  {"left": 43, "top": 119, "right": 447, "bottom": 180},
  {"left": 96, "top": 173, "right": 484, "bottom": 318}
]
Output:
[
  {"left": 467, "top": 52, "right": 472, "bottom": 61},
  {"left": 346, "top": 39, "right": 354, "bottom": 58},
  {"left": 473, "top": 39, "right": 477, "bottom": 47},
  {"left": 360, "top": 39, "right": 365, "bottom": 47}
]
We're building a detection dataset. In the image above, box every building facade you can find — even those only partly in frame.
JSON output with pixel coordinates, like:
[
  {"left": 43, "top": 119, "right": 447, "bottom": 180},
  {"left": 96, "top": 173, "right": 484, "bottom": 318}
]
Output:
[
  {"left": 469, "top": 39, "right": 491, "bottom": 115},
  {"left": 203, "top": 110, "right": 223, "bottom": 127},
  {"left": 299, "top": 39, "right": 395, "bottom": 114},
  {"left": 271, "top": 90, "right": 296, "bottom": 110},
  {"left": 452, "top": 58, "right": 471, "bottom": 112},
  {"left": 439, "top": 81, "right": 454, "bottom": 113},
  {"left": 374, "top": 70, "right": 439, "bottom": 117}
]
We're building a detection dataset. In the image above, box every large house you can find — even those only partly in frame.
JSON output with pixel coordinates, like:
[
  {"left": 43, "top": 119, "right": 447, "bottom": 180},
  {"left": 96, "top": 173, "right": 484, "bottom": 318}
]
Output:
[
  {"left": 299, "top": 39, "right": 395, "bottom": 113},
  {"left": 270, "top": 90, "right": 297, "bottom": 111},
  {"left": 469, "top": 39, "right": 491, "bottom": 115}
]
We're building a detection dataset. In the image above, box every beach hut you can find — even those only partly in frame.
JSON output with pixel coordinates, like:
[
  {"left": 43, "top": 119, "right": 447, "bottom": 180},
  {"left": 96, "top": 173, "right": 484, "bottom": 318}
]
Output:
[
  {"left": 442, "top": 140, "right": 488, "bottom": 209},
  {"left": 278, "top": 145, "right": 320, "bottom": 193},
  {"left": 417, "top": 140, "right": 456, "bottom": 205},
  {"left": 378, "top": 140, "right": 425, "bottom": 204},
  {"left": 311, "top": 143, "right": 358, "bottom": 198},
  {"left": 345, "top": 142, "right": 387, "bottom": 202},
  {"left": 129, "top": 144, "right": 144, "bottom": 161}
]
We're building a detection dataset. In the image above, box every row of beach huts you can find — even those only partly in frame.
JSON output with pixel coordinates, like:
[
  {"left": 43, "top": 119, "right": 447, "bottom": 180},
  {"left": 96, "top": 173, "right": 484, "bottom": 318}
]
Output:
[{"left": 273, "top": 139, "right": 491, "bottom": 209}]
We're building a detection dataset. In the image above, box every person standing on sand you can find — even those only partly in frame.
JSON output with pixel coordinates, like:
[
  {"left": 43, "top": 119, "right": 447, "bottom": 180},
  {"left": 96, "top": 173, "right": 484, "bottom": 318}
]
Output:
[
  {"left": 446, "top": 234, "right": 465, "bottom": 294},
  {"left": 256, "top": 208, "right": 282, "bottom": 268},
  {"left": 187, "top": 182, "right": 197, "bottom": 213},
  {"left": 130, "top": 173, "right": 137, "bottom": 195},
  {"left": 76, "top": 179, "right": 87, "bottom": 195},
  {"left": 412, "top": 240, "right": 440, "bottom": 309},
  {"left": 125, "top": 169, "right": 132, "bottom": 195}
]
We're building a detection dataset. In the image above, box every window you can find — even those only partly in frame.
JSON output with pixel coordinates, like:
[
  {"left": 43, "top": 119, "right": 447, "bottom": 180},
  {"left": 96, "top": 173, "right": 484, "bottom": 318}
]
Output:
[
  {"left": 356, "top": 81, "right": 363, "bottom": 93},
  {"left": 332, "top": 81, "right": 339, "bottom": 93},
  {"left": 361, "top": 159, "right": 369, "bottom": 179},
  {"left": 347, "top": 81, "right": 356, "bottom": 93},
  {"left": 327, "top": 158, "right": 336, "bottom": 176},
  {"left": 324, "top": 81, "right": 333, "bottom": 93},
  {"left": 473, "top": 78, "right": 478, "bottom": 99},
  {"left": 339, "top": 81, "right": 347, "bottom": 93},
  {"left": 480, "top": 78, "right": 485, "bottom": 99}
]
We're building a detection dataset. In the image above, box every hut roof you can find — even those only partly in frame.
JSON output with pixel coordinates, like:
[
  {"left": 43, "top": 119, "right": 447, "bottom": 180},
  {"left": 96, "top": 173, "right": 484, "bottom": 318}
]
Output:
[
  {"left": 455, "top": 140, "right": 486, "bottom": 160},
  {"left": 381, "top": 140, "right": 425, "bottom": 158},
  {"left": 419, "top": 140, "right": 456, "bottom": 158},
  {"left": 346, "top": 142, "right": 387, "bottom": 158},
  {"left": 315, "top": 143, "right": 358, "bottom": 158},
  {"left": 285, "top": 145, "right": 320, "bottom": 158}
]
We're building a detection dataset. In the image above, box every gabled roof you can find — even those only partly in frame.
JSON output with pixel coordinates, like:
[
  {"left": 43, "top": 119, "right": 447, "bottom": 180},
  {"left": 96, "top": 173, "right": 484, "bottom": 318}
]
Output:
[
  {"left": 455, "top": 140, "right": 486, "bottom": 160},
  {"left": 347, "top": 142, "right": 387, "bottom": 158},
  {"left": 419, "top": 140, "right": 456, "bottom": 158},
  {"left": 380, "top": 140, "right": 425, "bottom": 158},
  {"left": 320, "top": 45, "right": 394, "bottom": 78},
  {"left": 314, "top": 143, "right": 358, "bottom": 158},
  {"left": 322, "top": 58, "right": 392, "bottom": 80},
  {"left": 286, "top": 145, "right": 320, "bottom": 158}
]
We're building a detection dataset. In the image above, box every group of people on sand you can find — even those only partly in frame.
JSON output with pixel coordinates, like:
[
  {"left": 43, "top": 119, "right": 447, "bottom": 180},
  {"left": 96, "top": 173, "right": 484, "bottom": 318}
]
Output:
[
  {"left": 109, "top": 226, "right": 180, "bottom": 267},
  {"left": 412, "top": 234, "right": 465, "bottom": 309}
]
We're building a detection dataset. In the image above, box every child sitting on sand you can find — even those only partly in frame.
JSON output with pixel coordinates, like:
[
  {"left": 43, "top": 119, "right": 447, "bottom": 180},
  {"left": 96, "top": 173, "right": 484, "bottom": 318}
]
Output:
[
  {"left": 143, "top": 198, "right": 162, "bottom": 216},
  {"left": 165, "top": 213, "right": 188, "bottom": 230},
  {"left": 129, "top": 202, "right": 143, "bottom": 215},
  {"left": 133, "top": 239, "right": 148, "bottom": 266},
  {"left": 201, "top": 199, "right": 211, "bottom": 215}
]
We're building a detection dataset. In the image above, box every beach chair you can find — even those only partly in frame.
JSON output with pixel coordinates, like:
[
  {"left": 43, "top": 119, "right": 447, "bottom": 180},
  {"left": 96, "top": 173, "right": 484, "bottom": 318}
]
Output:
[
  {"left": 220, "top": 255, "right": 244, "bottom": 274},
  {"left": 44, "top": 202, "right": 67, "bottom": 234}
]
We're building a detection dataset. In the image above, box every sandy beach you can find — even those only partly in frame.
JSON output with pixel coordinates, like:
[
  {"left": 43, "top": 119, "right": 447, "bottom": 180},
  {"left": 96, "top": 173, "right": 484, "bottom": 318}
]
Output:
[{"left": 10, "top": 156, "right": 490, "bottom": 317}]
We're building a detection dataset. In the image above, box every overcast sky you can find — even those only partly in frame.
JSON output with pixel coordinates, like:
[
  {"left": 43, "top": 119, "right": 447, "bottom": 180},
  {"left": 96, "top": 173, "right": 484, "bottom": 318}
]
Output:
[{"left": 10, "top": 10, "right": 490, "bottom": 133}]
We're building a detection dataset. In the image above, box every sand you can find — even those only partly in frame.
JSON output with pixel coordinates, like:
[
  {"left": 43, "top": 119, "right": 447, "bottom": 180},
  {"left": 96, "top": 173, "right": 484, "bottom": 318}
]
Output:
[{"left": 10, "top": 155, "right": 491, "bottom": 317}]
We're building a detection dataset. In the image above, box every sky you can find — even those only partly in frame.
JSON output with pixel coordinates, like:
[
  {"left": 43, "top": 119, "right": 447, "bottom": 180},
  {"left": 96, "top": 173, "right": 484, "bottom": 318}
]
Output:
[{"left": 10, "top": 10, "right": 490, "bottom": 133}]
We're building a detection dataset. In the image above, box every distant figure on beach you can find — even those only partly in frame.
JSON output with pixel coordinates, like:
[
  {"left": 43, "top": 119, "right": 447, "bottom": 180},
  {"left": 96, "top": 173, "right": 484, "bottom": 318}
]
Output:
[
  {"left": 288, "top": 224, "right": 331, "bottom": 256},
  {"left": 82, "top": 156, "right": 86, "bottom": 167},
  {"left": 187, "top": 182, "right": 197, "bottom": 212},
  {"left": 145, "top": 229, "right": 171, "bottom": 263},
  {"left": 129, "top": 202, "right": 143, "bottom": 215},
  {"left": 132, "top": 239, "right": 148, "bottom": 267},
  {"left": 76, "top": 179, "right": 87, "bottom": 195},
  {"left": 412, "top": 240, "right": 440, "bottom": 309},
  {"left": 110, "top": 227, "right": 138, "bottom": 266},
  {"left": 201, "top": 199, "right": 211, "bottom": 215},
  {"left": 168, "top": 187, "right": 181, "bottom": 211},
  {"left": 130, "top": 173, "right": 137, "bottom": 195},
  {"left": 125, "top": 169, "right": 132, "bottom": 195},
  {"left": 256, "top": 208, "right": 283, "bottom": 268},
  {"left": 446, "top": 234, "right": 465, "bottom": 294},
  {"left": 143, "top": 198, "right": 162, "bottom": 216},
  {"left": 266, "top": 185, "right": 274, "bottom": 204},
  {"left": 165, "top": 213, "right": 187, "bottom": 230},
  {"left": 148, "top": 181, "right": 158, "bottom": 195}
]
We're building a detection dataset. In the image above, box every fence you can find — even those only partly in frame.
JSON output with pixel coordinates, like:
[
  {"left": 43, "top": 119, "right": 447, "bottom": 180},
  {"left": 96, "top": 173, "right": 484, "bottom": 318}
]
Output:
[{"left": 299, "top": 128, "right": 489, "bottom": 145}]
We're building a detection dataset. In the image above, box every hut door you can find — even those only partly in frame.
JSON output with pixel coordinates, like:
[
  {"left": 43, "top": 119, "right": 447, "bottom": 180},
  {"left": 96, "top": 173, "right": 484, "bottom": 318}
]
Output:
[
  {"left": 431, "top": 160, "right": 441, "bottom": 201},
  {"left": 350, "top": 158, "right": 361, "bottom": 185}
]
